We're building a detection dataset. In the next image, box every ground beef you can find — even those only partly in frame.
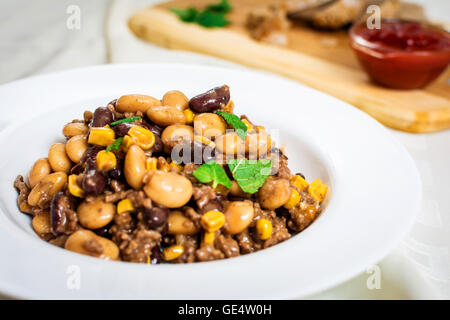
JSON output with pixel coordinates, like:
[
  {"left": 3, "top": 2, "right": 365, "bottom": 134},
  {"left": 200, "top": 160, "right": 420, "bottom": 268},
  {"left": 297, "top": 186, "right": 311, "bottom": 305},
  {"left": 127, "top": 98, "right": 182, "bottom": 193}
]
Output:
[
  {"left": 263, "top": 216, "right": 291, "bottom": 248},
  {"left": 174, "top": 235, "right": 198, "bottom": 263},
  {"left": 196, "top": 244, "right": 225, "bottom": 262},
  {"left": 104, "top": 189, "right": 133, "bottom": 203},
  {"left": 128, "top": 190, "right": 152, "bottom": 209},
  {"left": 288, "top": 192, "right": 321, "bottom": 231},
  {"left": 183, "top": 207, "right": 202, "bottom": 229},
  {"left": 276, "top": 155, "right": 291, "bottom": 180},
  {"left": 110, "top": 179, "right": 127, "bottom": 193},
  {"left": 215, "top": 234, "right": 240, "bottom": 258},
  {"left": 110, "top": 211, "right": 136, "bottom": 245},
  {"left": 181, "top": 163, "right": 199, "bottom": 183},
  {"left": 83, "top": 110, "right": 93, "bottom": 124},
  {"left": 236, "top": 229, "right": 262, "bottom": 254},
  {"left": 192, "top": 186, "right": 216, "bottom": 209},
  {"left": 14, "top": 175, "right": 33, "bottom": 214},
  {"left": 120, "top": 228, "right": 161, "bottom": 263}
]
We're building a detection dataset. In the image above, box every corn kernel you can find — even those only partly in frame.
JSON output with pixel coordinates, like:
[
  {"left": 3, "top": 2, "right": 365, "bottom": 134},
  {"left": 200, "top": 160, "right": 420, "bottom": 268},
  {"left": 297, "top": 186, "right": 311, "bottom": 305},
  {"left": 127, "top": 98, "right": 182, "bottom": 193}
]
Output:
[
  {"left": 88, "top": 126, "right": 115, "bottom": 147},
  {"left": 256, "top": 125, "right": 266, "bottom": 132},
  {"left": 68, "top": 174, "right": 84, "bottom": 198},
  {"left": 169, "top": 161, "right": 183, "bottom": 173},
  {"left": 284, "top": 188, "right": 300, "bottom": 209},
  {"left": 146, "top": 157, "right": 157, "bottom": 171},
  {"left": 122, "top": 135, "right": 135, "bottom": 151},
  {"left": 117, "top": 199, "right": 134, "bottom": 214},
  {"left": 96, "top": 150, "right": 117, "bottom": 171},
  {"left": 184, "top": 109, "right": 194, "bottom": 124},
  {"left": 291, "top": 175, "right": 309, "bottom": 191},
  {"left": 201, "top": 210, "right": 225, "bottom": 233},
  {"left": 202, "top": 232, "right": 215, "bottom": 246},
  {"left": 256, "top": 218, "right": 272, "bottom": 240},
  {"left": 128, "top": 126, "right": 155, "bottom": 150},
  {"left": 158, "top": 162, "right": 171, "bottom": 172},
  {"left": 224, "top": 100, "right": 234, "bottom": 113},
  {"left": 163, "top": 245, "right": 184, "bottom": 261},
  {"left": 242, "top": 119, "right": 254, "bottom": 131},
  {"left": 308, "top": 178, "right": 328, "bottom": 202},
  {"left": 194, "top": 135, "right": 215, "bottom": 149}
]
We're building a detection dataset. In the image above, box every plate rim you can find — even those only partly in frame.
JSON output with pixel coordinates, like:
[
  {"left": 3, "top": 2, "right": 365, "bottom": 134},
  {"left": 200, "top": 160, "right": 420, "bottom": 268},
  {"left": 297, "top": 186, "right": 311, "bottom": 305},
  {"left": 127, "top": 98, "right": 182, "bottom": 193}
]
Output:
[{"left": 0, "top": 63, "right": 422, "bottom": 299}]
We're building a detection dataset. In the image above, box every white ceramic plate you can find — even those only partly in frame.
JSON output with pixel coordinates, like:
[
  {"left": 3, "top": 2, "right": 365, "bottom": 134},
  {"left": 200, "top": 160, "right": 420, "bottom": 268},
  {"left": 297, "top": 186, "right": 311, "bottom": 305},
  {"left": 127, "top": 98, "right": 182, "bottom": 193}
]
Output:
[{"left": 0, "top": 64, "right": 421, "bottom": 299}]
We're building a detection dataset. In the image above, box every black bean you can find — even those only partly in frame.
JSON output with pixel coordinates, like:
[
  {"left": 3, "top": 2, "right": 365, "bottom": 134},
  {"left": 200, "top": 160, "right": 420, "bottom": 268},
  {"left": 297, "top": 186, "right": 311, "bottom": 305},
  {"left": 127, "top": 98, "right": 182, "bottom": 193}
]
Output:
[
  {"left": 94, "top": 222, "right": 113, "bottom": 239},
  {"left": 150, "top": 246, "right": 161, "bottom": 264},
  {"left": 145, "top": 207, "right": 169, "bottom": 229},
  {"left": 189, "top": 85, "right": 230, "bottom": 113},
  {"left": 109, "top": 162, "right": 123, "bottom": 180},
  {"left": 50, "top": 192, "right": 67, "bottom": 235},
  {"left": 82, "top": 169, "right": 107, "bottom": 195},
  {"left": 91, "top": 107, "right": 115, "bottom": 127}
]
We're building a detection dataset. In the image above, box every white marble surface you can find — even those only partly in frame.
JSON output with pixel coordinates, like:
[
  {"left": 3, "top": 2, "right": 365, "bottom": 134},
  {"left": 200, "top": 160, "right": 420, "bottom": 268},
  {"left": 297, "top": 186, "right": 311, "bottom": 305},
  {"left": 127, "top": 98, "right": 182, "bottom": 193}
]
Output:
[{"left": 0, "top": 0, "right": 449, "bottom": 299}]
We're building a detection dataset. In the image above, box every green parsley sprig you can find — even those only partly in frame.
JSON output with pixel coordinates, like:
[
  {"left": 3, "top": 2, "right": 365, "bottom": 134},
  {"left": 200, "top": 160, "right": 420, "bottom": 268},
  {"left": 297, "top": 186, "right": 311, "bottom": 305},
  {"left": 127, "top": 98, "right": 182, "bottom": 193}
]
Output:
[
  {"left": 171, "top": 0, "right": 232, "bottom": 28},
  {"left": 105, "top": 137, "right": 124, "bottom": 152},
  {"left": 227, "top": 159, "right": 272, "bottom": 194},
  {"left": 193, "top": 160, "right": 232, "bottom": 189},
  {"left": 110, "top": 116, "right": 141, "bottom": 126}
]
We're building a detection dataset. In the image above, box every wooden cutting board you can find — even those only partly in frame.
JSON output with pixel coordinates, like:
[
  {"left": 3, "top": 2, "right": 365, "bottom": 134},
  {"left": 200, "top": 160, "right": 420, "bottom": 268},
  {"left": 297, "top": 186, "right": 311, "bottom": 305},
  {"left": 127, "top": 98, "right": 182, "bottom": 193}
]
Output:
[{"left": 129, "top": 0, "right": 450, "bottom": 133}]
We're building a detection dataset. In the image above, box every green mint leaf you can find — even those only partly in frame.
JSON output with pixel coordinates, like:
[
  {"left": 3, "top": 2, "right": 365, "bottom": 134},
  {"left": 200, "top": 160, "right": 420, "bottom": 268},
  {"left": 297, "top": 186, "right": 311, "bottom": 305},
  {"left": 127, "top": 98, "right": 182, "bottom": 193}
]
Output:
[
  {"left": 110, "top": 116, "right": 141, "bottom": 126},
  {"left": 170, "top": 7, "right": 198, "bottom": 22},
  {"left": 207, "top": 0, "right": 232, "bottom": 13},
  {"left": 106, "top": 137, "right": 124, "bottom": 152},
  {"left": 227, "top": 159, "right": 272, "bottom": 194},
  {"left": 195, "top": 10, "right": 230, "bottom": 28},
  {"left": 193, "top": 160, "right": 232, "bottom": 189},
  {"left": 216, "top": 111, "right": 247, "bottom": 141}
]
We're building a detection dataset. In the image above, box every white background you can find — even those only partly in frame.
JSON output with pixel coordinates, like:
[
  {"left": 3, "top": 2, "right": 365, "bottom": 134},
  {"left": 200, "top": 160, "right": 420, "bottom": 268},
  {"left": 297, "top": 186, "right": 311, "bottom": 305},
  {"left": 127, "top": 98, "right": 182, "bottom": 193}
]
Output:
[{"left": 0, "top": 0, "right": 448, "bottom": 299}]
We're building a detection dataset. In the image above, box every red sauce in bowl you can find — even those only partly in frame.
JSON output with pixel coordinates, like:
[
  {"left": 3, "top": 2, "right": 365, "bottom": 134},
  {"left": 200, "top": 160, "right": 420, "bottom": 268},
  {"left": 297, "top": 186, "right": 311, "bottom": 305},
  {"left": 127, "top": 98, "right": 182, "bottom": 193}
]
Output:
[{"left": 350, "top": 20, "right": 450, "bottom": 89}]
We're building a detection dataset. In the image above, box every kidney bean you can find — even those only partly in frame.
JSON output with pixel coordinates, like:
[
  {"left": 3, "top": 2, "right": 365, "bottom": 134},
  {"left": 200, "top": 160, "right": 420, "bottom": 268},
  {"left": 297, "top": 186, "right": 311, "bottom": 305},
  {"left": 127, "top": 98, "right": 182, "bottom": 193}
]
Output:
[
  {"left": 151, "top": 134, "right": 163, "bottom": 154},
  {"left": 91, "top": 107, "right": 115, "bottom": 127},
  {"left": 113, "top": 122, "right": 133, "bottom": 137},
  {"left": 176, "top": 140, "right": 216, "bottom": 164},
  {"left": 82, "top": 169, "right": 107, "bottom": 195},
  {"left": 145, "top": 207, "right": 169, "bottom": 229},
  {"left": 189, "top": 85, "right": 230, "bottom": 113},
  {"left": 50, "top": 192, "right": 69, "bottom": 235},
  {"left": 150, "top": 245, "right": 161, "bottom": 264},
  {"left": 81, "top": 146, "right": 103, "bottom": 170},
  {"left": 140, "top": 121, "right": 163, "bottom": 136}
]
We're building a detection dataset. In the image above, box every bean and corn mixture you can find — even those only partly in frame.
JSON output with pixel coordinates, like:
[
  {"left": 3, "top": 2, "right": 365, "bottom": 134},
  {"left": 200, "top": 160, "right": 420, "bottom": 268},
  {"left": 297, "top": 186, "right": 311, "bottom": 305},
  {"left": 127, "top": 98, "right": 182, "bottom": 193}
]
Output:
[{"left": 14, "top": 85, "right": 328, "bottom": 263}]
